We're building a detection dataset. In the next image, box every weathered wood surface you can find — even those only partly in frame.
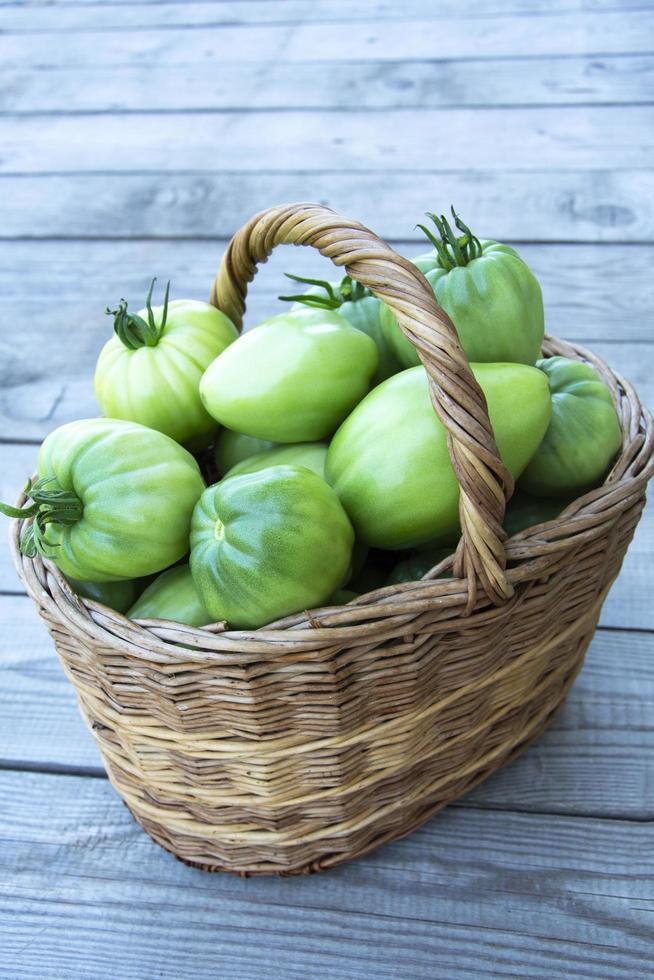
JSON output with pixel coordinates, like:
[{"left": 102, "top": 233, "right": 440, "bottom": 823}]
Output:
[
  {"left": 3, "top": 10, "right": 653, "bottom": 64},
  {"left": 3, "top": 172, "right": 653, "bottom": 241},
  {"left": 5, "top": 55, "right": 653, "bottom": 113},
  {"left": 1, "top": 769, "right": 653, "bottom": 980},
  {"left": 2, "top": 0, "right": 647, "bottom": 30},
  {"left": 3, "top": 107, "right": 653, "bottom": 173},
  {"left": 1, "top": 1, "right": 652, "bottom": 975}
]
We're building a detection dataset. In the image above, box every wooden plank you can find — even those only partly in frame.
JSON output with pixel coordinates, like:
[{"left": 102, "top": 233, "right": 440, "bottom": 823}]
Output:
[
  {"left": 1, "top": 769, "right": 653, "bottom": 979},
  {"left": 6, "top": 53, "right": 653, "bottom": 114},
  {"left": 0, "top": 240, "right": 653, "bottom": 444},
  {"left": 2, "top": 107, "right": 652, "bottom": 174},
  {"left": 2, "top": 0, "right": 647, "bottom": 31},
  {"left": 3, "top": 171, "right": 654, "bottom": 242},
  {"left": 0, "top": 447, "right": 39, "bottom": 591},
  {"left": 1, "top": 589, "right": 653, "bottom": 818},
  {"left": 2, "top": 12, "right": 653, "bottom": 66}
]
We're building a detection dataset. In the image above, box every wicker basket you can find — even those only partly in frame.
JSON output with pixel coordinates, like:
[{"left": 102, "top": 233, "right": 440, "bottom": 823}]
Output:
[{"left": 11, "top": 203, "right": 654, "bottom": 876}]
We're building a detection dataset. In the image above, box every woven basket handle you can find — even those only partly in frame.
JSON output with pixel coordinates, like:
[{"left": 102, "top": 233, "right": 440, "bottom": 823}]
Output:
[{"left": 209, "top": 202, "right": 514, "bottom": 609}]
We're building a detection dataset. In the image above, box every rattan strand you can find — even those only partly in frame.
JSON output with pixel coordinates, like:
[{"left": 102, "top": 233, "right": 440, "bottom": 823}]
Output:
[{"left": 11, "top": 204, "right": 654, "bottom": 875}]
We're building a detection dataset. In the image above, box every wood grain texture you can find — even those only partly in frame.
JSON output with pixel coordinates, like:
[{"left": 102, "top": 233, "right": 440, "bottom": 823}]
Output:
[
  {"left": 2, "top": 11, "right": 653, "bottom": 66},
  {"left": 3, "top": 0, "right": 647, "bottom": 31},
  {"left": 5, "top": 54, "right": 653, "bottom": 113},
  {"left": 2, "top": 591, "right": 653, "bottom": 822},
  {"left": 1, "top": 769, "right": 653, "bottom": 979},
  {"left": 0, "top": 239, "right": 653, "bottom": 442},
  {"left": 1, "top": 0, "right": 653, "bottom": 964},
  {"left": 2, "top": 106, "right": 653, "bottom": 173},
  {"left": 3, "top": 171, "right": 653, "bottom": 241}
]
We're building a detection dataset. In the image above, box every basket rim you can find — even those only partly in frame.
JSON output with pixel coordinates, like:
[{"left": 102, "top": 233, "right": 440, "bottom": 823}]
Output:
[{"left": 10, "top": 331, "right": 654, "bottom": 665}]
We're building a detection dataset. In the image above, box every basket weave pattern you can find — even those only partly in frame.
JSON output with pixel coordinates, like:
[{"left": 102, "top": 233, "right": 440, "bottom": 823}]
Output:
[{"left": 12, "top": 204, "right": 654, "bottom": 875}]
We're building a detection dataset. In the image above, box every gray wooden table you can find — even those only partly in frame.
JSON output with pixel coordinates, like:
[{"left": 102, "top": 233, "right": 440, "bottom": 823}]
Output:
[{"left": 1, "top": 1, "right": 653, "bottom": 977}]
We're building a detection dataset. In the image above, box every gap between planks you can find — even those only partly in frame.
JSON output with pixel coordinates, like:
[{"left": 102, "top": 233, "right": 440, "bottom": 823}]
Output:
[{"left": 0, "top": 753, "right": 651, "bottom": 825}]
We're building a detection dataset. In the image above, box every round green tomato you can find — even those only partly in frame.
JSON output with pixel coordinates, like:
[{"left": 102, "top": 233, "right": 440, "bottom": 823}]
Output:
[
  {"left": 128, "top": 564, "right": 210, "bottom": 627},
  {"left": 381, "top": 237, "right": 544, "bottom": 369},
  {"left": 409, "top": 250, "right": 440, "bottom": 274},
  {"left": 67, "top": 575, "right": 141, "bottom": 614},
  {"left": 213, "top": 429, "right": 277, "bottom": 477},
  {"left": 503, "top": 490, "right": 571, "bottom": 537},
  {"left": 30, "top": 417, "right": 205, "bottom": 581},
  {"left": 338, "top": 295, "right": 400, "bottom": 383},
  {"left": 199, "top": 308, "right": 378, "bottom": 442},
  {"left": 95, "top": 291, "right": 238, "bottom": 448},
  {"left": 190, "top": 465, "right": 354, "bottom": 629},
  {"left": 326, "top": 363, "right": 551, "bottom": 549},
  {"left": 224, "top": 442, "right": 327, "bottom": 480},
  {"left": 291, "top": 281, "right": 400, "bottom": 383},
  {"left": 386, "top": 547, "right": 452, "bottom": 585},
  {"left": 519, "top": 356, "right": 622, "bottom": 496}
]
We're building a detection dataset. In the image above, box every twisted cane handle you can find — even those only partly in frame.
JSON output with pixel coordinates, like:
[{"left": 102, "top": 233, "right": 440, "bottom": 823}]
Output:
[{"left": 209, "top": 203, "right": 514, "bottom": 608}]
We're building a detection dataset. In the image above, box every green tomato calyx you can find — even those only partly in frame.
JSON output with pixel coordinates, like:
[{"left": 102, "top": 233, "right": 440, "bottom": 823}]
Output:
[
  {"left": 106, "top": 277, "right": 171, "bottom": 350},
  {"left": 279, "top": 273, "right": 370, "bottom": 310},
  {"left": 417, "top": 207, "right": 483, "bottom": 271},
  {"left": 0, "top": 476, "right": 84, "bottom": 558}
]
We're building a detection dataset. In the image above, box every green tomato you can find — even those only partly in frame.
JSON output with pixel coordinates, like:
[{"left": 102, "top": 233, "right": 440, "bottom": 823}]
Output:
[
  {"left": 347, "top": 558, "right": 388, "bottom": 594},
  {"left": 95, "top": 282, "right": 238, "bottom": 448},
  {"left": 199, "top": 308, "right": 378, "bottom": 442},
  {"left": 190, "top": 465, "right": 354, "bottom": 629},
  {"left": 12, "top": 418, "right": 205, "bottom": 581},
  {"left": 386, "top": 547, "right": 453, "bottom": 585},
  {"left": 213, "top": 429, "right": 277, "bottom": 477},
  {"left": 326, "top": 363, "right": 551, "bottom": 549},
  {"left": 381, "top": 213, "right": 544, "bottom": 368},
  {"left": 288, "top": 276, "right": 401, "bottom": 383},
  {"left": 329, "top": 589, "right": 359, "bottom": 604},
  {"left": 128, "top": 564, "right": 210, "bottom": 627},
  {"left": 224, "top": 442, "right": 327, "bottom": 480},
  {"left": 518, "top": 356, "right": 622, "bottom": 496},
  {"left": 409, "top": 250, "right": 440, "bottom": 274},
  {"left": 67, "top": 575, "right": 141, "bottom": 614},
  {"left": 350, "top": 538, "right": 369, "bottom": 579},
  {"left": 337, "top": 295, "right": 400, "bottom": 383},
  {"left": 503, "top": 490, "right": 571, "bottom": 537}
]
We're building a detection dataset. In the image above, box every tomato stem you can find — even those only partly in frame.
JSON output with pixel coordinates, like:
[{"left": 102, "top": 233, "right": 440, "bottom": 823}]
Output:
[
  {"left": 105, "top": 277, "right": 171, "bottom": 350},
  {"left": 279, "top": 273, "right": 370, "bottom": 310},
  {"left": 0, "top": 476, "right": 83, "bottom": 558},
  {"left": 418, "top": 207, "right": 483, "bottom": 269}
]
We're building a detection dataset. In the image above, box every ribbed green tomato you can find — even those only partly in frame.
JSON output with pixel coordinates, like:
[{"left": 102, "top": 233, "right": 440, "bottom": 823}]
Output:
[
  {"left": 190, "top": 465, "right": 354, "bottom": 629},
  {"left": 224, "top": 442, "right": 327, "bottom": 479},
  {"left": 128, "top": 565, "right": 210, "bottom": 627},
  {"left": 199, "top": 308, "right": 378, "bottom": 442},
  {"left": 213, "top": 429, "right": 277, "bottom": 477},
  {"left": 95, "top": 281, "right": 237, "bottom": 448},
  {"left": 519, "top": 356, "right": 622, "bottom": 496},
  {"left": 67, "top": 575, "right": 141, "bottom": 613},
  {"left": 326, "top": 363, "right": 551, "bottom": 549},
  {"left": 2, "top": 418, "right": 205, "bottom": 581},
  {"left": 380, "top": 211, "right": 544, "bottom": 368},
  {"left": 286, "top": 274, "right": 401, "bottom": 383}
]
